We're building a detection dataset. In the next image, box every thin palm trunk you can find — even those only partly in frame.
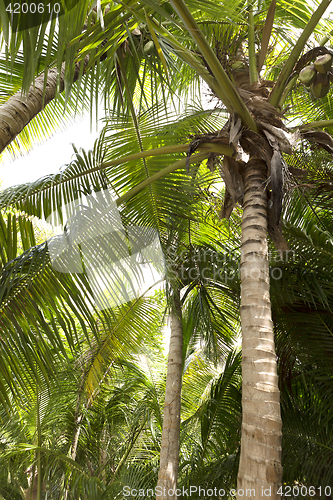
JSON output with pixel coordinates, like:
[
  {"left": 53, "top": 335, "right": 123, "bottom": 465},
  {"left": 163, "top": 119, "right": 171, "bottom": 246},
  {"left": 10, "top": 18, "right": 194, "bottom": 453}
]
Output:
[
  {"left": 63, "top": 410, "right": 83, "bottom": 500},
  {"left": 156, "top": 290, "right": 183, "bottom": 500},
  {"left": 237, "top": 159, "right": 282, "bottom": 499}
]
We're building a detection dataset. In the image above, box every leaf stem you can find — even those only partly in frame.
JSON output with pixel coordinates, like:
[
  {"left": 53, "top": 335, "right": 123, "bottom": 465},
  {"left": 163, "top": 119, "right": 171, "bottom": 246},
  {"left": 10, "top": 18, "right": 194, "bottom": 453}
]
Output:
[
  {"left": 319, "top": 28, "right": 333, "bottom": 46},
  {"left": 248, "top": 1, "right": 258, "bottom": 84},
  {"left": 169, "top": 0, "right": 258, "bottom": 131},
  {"left": 102, "top": 142, "right": 232, "bottom": 170},
  {"left": 258, "top": 0, "right": 276, "bottom": 73},
  {"left": 279, "top": 74, "right": 298, "bottom": 107},
  {"left": 115, "top": 152, "right": 210, "bottom": 206},
  {"left": 298, "top": 118, "right": 333, "bottom": 130}
]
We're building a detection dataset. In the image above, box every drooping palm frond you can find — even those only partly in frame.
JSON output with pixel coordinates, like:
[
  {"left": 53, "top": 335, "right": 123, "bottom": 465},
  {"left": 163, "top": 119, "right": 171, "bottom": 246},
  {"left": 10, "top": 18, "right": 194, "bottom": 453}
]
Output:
[
  {"left": 0, "top": 100, "right": 232, "bottom": 411},
  {"left": 280, "top": 360, "right": 333, "bottom": 488},
  {"left": 0, "top": 289, "right": 168, "bottom": 498},
  {"left": 80, "top": 295, "right": 166, "bottom": 399},
  {"left": 181, "top": 279, "right": 240, "bottom": 362},
  {"left": 0, "top": 241, "right": 105, "bottom": 398},
  {"left": 0, "top": 205, "right": 169, "bottom": 410},
  {"left": 0, "top": 103, "right": 227, "bottom": 220},
  {"left": 275, "top": 310, "right": 333, "bottom": 487}
]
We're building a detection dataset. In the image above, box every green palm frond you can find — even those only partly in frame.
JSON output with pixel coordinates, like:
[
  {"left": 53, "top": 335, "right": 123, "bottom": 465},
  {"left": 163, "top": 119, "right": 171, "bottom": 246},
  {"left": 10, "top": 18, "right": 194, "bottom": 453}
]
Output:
[
  {"left": 268, "top": 185, "right": 333, "bottom": 486},
  {"left": 182, "top": 282, "right": 240, "bottom": 363},
  {"left": 280, "top": 360, "right": 333, "bottom": 486},
  {"left": 0, "top": 103, "right": 227, "bottom": 220},
  {"left": 81, "top": 295, "right": 166, "bottom": 399},
  {"left": 0, "top": 37, "right": 97, "bottom": 160},
  {"left": 2, "top": 1, "right": 333, "bottom": 495},
  {"left": 0, "top": 0, "right": 91, "bottom": 90},
  {"left": 0, "top": 242, "right": 107, "bottom": 395},
  {"left": 0, "top": 101, "right": 230, "bottom": 411}
]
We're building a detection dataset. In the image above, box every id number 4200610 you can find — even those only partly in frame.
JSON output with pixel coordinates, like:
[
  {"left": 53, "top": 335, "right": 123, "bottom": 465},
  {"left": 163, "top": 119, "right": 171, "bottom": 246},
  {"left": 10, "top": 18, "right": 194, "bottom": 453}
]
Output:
[
  {"left": 278, "top": 486, "right": 332, "bottom": 497},
  {"left": 5, "top": 3, "right": 61, "bottom": 14}
]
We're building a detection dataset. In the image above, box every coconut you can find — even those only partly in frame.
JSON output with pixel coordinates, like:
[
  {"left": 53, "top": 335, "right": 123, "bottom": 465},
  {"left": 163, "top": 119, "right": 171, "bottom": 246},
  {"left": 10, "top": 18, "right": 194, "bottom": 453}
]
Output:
[
  {"left": 311, "top": 72, "right": 330, "bottom": 98},
  {"left": 143, "top": 41, "right": 155, "bottom": 55},
  {"left": 299, "top": 64, "right": 317, "bottom": 86},
  {"left": 314, "top": 54, "right": 333, "bottom": 74}
]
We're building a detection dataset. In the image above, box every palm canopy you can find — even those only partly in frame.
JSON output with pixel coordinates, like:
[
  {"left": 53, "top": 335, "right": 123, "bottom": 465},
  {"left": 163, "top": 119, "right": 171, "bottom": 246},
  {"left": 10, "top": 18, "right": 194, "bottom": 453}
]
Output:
[
  {"left": 0, "top": 0, "right": 333, "bottom": 156},
  {"left": 2, "top": 0, "right": 333, "bottom": 250}
]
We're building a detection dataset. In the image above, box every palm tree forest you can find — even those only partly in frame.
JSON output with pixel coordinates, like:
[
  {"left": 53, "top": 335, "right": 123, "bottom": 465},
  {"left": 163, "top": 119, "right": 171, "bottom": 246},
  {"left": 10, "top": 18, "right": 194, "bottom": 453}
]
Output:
[{"left": 1, "top": 0, "right": 333, "bottom": 498}]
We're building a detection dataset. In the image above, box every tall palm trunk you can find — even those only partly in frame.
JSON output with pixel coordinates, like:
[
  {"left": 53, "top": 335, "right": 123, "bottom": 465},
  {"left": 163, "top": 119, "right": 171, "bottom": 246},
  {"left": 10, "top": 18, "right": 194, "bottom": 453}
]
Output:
[
  {"left": 156, "top": 290, "right": 183, "bottom": 500},
  {"left": 237, "top": 159, "right": 282, "bottom": 499}
]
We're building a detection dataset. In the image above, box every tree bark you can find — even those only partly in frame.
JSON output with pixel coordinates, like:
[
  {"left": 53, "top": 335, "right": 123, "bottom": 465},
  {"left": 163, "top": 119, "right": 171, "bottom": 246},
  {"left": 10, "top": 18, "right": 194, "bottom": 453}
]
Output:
[
  {"left": 0, "top": 58, "right": 88, "bottom": 155},
  {"left": 23, "top": 473, "right": 45, "bottom": 500},
  {"left": 237, "top": 159, "right": 283, "bottom": 499},
  {"left": 156, "top": 290, "right": 183, "bottom": 500}
]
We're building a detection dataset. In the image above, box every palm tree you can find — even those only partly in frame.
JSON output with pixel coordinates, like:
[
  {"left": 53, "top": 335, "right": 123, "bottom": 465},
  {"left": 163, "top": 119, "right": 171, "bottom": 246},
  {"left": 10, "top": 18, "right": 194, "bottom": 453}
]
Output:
[{"left": 2, "top": 1, "right": 333, "bottom": 498}]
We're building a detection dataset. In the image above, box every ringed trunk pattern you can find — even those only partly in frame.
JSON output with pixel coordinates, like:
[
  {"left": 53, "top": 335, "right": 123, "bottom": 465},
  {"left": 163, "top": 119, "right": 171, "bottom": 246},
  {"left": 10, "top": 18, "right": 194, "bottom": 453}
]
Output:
[
  {"left": 156, "top": 291, "right": 183, "bottom": 499},
  {"left": 237, "top": 159, "right": 282, "bottom": 499}
]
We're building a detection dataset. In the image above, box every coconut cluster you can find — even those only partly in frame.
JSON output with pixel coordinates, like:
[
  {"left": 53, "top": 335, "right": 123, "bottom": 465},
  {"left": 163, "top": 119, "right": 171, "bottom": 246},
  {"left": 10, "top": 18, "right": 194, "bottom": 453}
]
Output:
[{"left": 299, "top": 54, "right": 333, "bottom": 98}]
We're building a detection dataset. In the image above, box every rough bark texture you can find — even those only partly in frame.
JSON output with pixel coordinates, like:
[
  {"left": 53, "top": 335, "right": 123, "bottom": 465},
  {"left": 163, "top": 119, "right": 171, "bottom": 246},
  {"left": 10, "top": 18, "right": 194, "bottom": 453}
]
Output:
[
  {"left": 23, "top": 474, "right": 45, "bottom": 500},
  {"left": 237, "top": 159, "right": 283, "bottom": 499},
  {"left": 0, "top": 58, "right": 88, "bottom": 155},
  {"left": 156, "top": 291, "right": 183, "bottom": 500}
]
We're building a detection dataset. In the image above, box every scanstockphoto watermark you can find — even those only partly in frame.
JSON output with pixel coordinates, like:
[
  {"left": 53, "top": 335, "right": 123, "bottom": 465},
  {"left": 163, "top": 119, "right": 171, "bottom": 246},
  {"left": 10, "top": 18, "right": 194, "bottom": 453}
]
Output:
[
  {"left": 123, "top": 485, "right": 252, "bottom": 497},
  {"left": 167, "top": 247, "right": 296, "bottom": 265},
  {"left": 47, "top": 189, "right": 166, "bottom": 310},
  {"left": 163, "top": 242, "right": 296, "bottom": 284},
  {"left": 171, "top": 261, "right": 293, "bottom": 284},
  {"left": 46, "top": 188, "right": 296, "bottom": 311},
  {"left": 123, "top": 485, "right": 270, "bottom": 497},
  {"left": 123, "top": 485, "right": 332, "bottom": 498}
]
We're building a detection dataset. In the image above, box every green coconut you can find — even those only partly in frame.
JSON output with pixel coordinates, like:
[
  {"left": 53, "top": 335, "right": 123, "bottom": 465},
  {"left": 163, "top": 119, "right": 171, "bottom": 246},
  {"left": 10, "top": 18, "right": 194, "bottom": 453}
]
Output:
[
  {"left": 299, "top": 64, "right": 317, "bottom": 86},
  {"left": 143, "top": 41, "right": 155, "bottom": 55},
  {"left": 311, "top": 72, "right": 330, "bottom": 98},
  {"left": 314, "top": 54, "right": 333, "bottom": 74}
]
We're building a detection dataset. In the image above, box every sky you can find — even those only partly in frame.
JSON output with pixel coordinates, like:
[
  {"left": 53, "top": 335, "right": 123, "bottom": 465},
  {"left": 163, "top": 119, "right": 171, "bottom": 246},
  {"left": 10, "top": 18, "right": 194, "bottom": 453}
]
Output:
[{"left": 0, "top": 113, "right": 103, "bottom": 189}]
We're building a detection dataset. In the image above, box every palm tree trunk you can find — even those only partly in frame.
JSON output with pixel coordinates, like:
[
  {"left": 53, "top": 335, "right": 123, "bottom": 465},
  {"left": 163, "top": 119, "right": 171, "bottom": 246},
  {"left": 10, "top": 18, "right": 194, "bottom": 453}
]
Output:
[
  {"left": 63, "top": 413, "right": 83, "bottom": 500},
  {"left": 0, "top": 57, "right": 88, "bottom": 154},
  {"left": 237, "top": 159, "right": 283, "bottom": 499},
  {"left": 156, "top": 290, "right": 183, "bottom": 500}
]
